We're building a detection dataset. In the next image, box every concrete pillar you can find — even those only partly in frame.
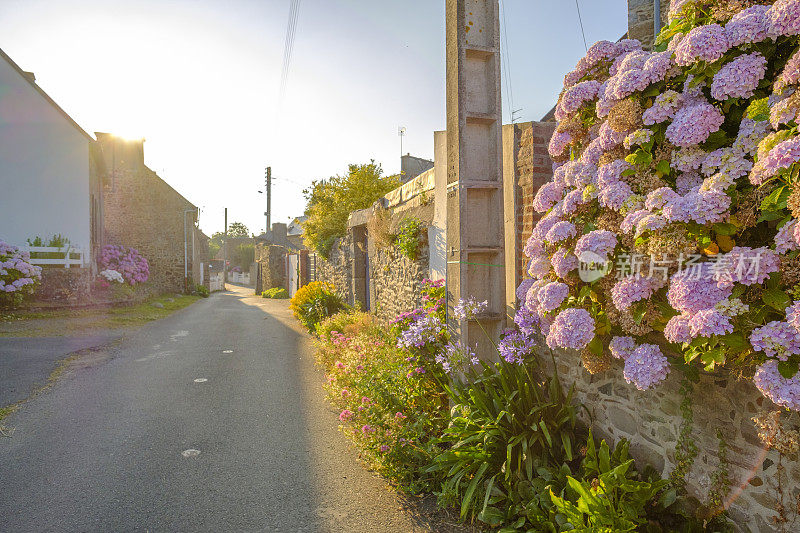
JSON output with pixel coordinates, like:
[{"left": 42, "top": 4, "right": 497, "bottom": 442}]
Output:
[
  {"left": 446, "top": 0, "right": 505, "bottom": 361},
  {"left": 502, "top": 123, "right": 518, "bottom": 318},
  {"left": 429, "top": 130, "right": 448, "bottom": 282}
]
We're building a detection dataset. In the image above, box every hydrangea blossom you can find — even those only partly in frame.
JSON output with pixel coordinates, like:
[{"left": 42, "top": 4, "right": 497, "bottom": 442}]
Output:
[
  {"left": 672, "top": 146, "right": 707, "bottom": 172},
  {"left": 598, "top": 181, "right": 634, "bottom": 211},
  {"left": 766, "top": 0, "right": 800, "bottom": 39},
  {"left": 609, "top": 336, "right": 636, "bottom": 360},
  {"left": 555, "top": 80, "right": 602, "bottom": 121},
  {"left": 611, "top": 276, "right": 664, "bottom": 311},
  {"left": 548, "top": 131, "right": 572, "bottom": 157},
  {"left": 545, "top": 308, "right": 595, "bottom": 350},
  {"left": 545, "top": 221, "right": 577, "bottom": 243},
  {"left": 775, "top": 220, "right": 799, "bottom": 254},
  {"left": 665, "top": 103, "right": 725, "bottom": 147},
  {"left": 776, "top": 49, "right": 800, "bottom": 93},
  {"left": 753, "top": 360, "right": 800, "bottom": 411},
  {"left": 724, "top": 5, "right": 770, "bottom": 47},
  {"left": 673, "top": 24, "right": 729, "bottom": 66},
  {"left": 710, "top": 53, "right": 767, "bottom": 101},
  {"left": 688, "top": 309, "right": 734, "bottom": 338},
  {"left": 574, "top": 230, "right": 617, "bottom": 261},
  {"left": 551, "top": 247, "right": 579, "bottom": 278},
  {"left": 675, "top": 171, "right": 704, "bottom": 194},
  {"left": 623, "top": 344, "right": 670, "bottom": 390},
  {"left": 623, "top": 129, "right": 653, "bottom": 150},
  {"left": 749, "top": 136, "right": 800, "bottom": 184},
  {"left": 532, "top": 181, "right": 564, "bottom": 213},
  {"left": 0, "top": 240, "right": 42, "bottom": 301},
  {"left": 100, "top": 269, "right": 124, "bottom": 284},
  {"left": 643, "top": 90, "right": 683, "bottom": 125},
  {"left": 714, "top": 247, "right": 779, "bottom": 287},
  {"left": 99, "top": 245, "right": 149, "bottom": 285},
  {"left": 750, "top": 321, "right": 800, "bottom": 361},
  {"left": 668, "top": 264, "right": 732, "bottom": 314},
  {"left": 537, "top": 282, "right": 569, "bottom": 313},
  {"left": 664, "top": 314, "right": 693, "bottom": 343},
  {"left": 787, "top": 301, "right": 800, "bottom": 331}
]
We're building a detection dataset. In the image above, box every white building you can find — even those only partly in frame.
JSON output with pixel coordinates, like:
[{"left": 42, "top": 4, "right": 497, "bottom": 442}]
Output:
[{"left": 0, "top": 48, "right": 102, "bottom": 265}]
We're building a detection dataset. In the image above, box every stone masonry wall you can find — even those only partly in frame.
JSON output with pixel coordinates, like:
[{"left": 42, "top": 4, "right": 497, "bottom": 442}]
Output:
[
  {"left": 515, "top": 121, "right": 556, "bottom": 287},
  {"left": 537, "top": 344, "right": 800, "bottom": 530},
  {"left": 628, "top": 0, "right": 670, "bottom": 49},
  {"left": 368, "top": 236, "right": 430, "bottom": 323},
  {"left": 254, "top": 243, "right": 287, "bottom": 294},
  {"left": 103, "top": 166, "right": 196, "bottom": 295},
  {"left": 317, "top": 234, "right": 354, "bottom": 305}
]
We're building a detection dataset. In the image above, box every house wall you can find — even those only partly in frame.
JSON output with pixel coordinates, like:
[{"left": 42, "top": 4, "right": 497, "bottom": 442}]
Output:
[
  {"left": 0, "top": 57, "right": 91, "bottom": 256},
  {"left": 627, "top": 0, "right": 670, "bottom": 49},
  {"left": 97, "top": 134, "right": 197, "bottom": 294}
]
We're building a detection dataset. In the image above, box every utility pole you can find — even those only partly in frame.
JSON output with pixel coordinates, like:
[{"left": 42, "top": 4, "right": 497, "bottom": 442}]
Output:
[
  {"left": 398, "top": 126, "right": 406, "bottom": 161},
  {"left": 224, "top": 207, "right": 228, "bottom": 283},
  {"left": 267, "top": 167, "right": 272, "bottom": 231}
]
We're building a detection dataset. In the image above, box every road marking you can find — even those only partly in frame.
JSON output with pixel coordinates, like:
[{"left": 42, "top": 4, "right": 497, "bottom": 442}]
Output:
[
  {"left": 222, "top": 350, "right": 233, "bottom": 353},
  {"left": 170, "top": 330, "right": 189, "bottom": 342},
  {"left": 193, "top": 378, "right": 208, "bottom": 383},
  {"left": 182, "top": 449, "right": 201, "bottom": 458}
]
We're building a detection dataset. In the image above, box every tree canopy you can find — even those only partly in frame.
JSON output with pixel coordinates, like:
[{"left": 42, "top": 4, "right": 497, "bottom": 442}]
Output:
[
  {"left": 302, "top": 162, "right": 400, "bottom": 257},
  {"left": 227, "top": 222, "right": 250, "bottom": 238}
]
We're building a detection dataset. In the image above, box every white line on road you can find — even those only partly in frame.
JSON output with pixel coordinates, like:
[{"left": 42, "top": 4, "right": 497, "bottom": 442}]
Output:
[
  {"left": 193, "top": 378, "right": 208, "bottom": 383},
  {"left": 181, "top": 449, "right": 201, "bottom": 458}
]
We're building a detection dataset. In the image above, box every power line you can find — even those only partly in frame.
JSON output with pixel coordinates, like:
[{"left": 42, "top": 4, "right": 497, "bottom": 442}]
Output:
[
  {"left": 499, "top": 0, "right": 516, "bottom": 122},
  {"left": 575, "top": 0, "right": 588, "bottom": 52},
  {"left": 279, "top": 0, "right": 302, "bottom": 103}
]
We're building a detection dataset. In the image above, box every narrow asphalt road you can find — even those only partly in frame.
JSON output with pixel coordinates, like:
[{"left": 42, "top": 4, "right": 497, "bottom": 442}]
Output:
[{"left": 0, "top": 285, "right": 437, "bottom": 532}]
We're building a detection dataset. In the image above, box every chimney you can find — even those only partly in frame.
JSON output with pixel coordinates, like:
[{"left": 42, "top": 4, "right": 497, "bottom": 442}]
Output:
[{"left": 271, "top": 223, "right": 287, "bottom": 243}]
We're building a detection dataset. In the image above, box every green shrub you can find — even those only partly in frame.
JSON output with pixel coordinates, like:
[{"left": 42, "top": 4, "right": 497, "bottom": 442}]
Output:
[
  {"left": 394, "top": 218, "right": 425, "bottom": 260},
  {"left": 289, "top": 281, "right": 346, "bottom": 332},
  {"left": 194, "top": 284, "right": 210, "bottom": 298},
  {"left": 262, "top": 287, "right": 289, "bottom": 299}
]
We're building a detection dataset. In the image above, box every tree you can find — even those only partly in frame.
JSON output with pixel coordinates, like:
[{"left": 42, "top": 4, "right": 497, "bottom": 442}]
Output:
[
  {"left": 228, "top": 222, "right": 250, "bottom": 238},
  {"left": 302, "top": 161, "right": 400, "bottom": 257},
  {"left": 208, "top": 232, "right": 224, "bottom": 259}
]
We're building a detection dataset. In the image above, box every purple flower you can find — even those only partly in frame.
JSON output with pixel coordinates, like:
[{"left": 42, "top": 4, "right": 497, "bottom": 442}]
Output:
[
  {"left": 515, "top": 279, "right": 534, "bottom": 302},
  {"left": 776, "top": 48, "right": 800, "bottom": 93},
  {"left": 643, "top": 90, "right": 683, "bottom": 125},
  {"left": 339, "top": 410, "right": 353, "bottom": 422},
  {"left": 620, "top": 209, "right": 650, "bottom": 234},
  {"left": 750, "top": 321, "right": 800, "bottom": 361},
  {"left": 636, "top": 214, "right": 668, "bottom": 236},
  {"left": 664, "top": 314, "right": 693, "bottom": 343},
  {"left": 609, "top": 336, "right": 636, "bottom": 360},
  {"left": 598, "top": 121, "right": 627, "bottom": 150},
  {"left": 531, "top": 214, "right": 561, "bottom": 241},
  {"left": 753, "top": 360, "right": 800, "bottom": 411},
  {"left": 397, "top": 315, "right": 443, "bottom": 349},
  {"left": 666, "top": 103, "right": 725, "bottom": 148},
  {"left": 749, "top": 136, "right": 800, "bottom": 185},
  {"left": 645, "top": 187, "right": 681, "bottom": 210},
  {"left": 689, "top": 309, "right": 734, "bottom": 338},
  {"left": 498, "top": 330, "right": 536, "bottom": 364},
  {"left": 537, "top": 282, "right": 569, "bottom": 313},
  {"left": 623, "top": 344, "right": 670, "bottom": 390},
  {"left": 668, "top": 264, "right": 732, "bottom": 314},
  {"left": 775, "top": 220, "right": 799, "bottom": 254},
  {"left": 767, "top": 0, "right": 800, "bottom": 39},
  {"left": 611, "top": 276, "right": 663, "bottom": 311},
  {"left": 598, "top": 181, "right": 633, "bottom": 211},
  {"left": 673, "top": 24, "right": 729, "bottom": 66},
  {"left": 574, "top": 230, "right": 618, "bottom": 261},
  {"left": 555, "top": 80, "right": 602, "bottom": 121},
  {"left": 561, "top": 188, "right": 587, "bottom": 215},
  {"left": 675, "top": 172, "right": 704, "bottom": 194},
  {"left": 453, "top": 296, "right": 488, "bottom": 320},
  {"left": 710, "top": 53, "right": 767, "bottom": 101},
  {"left": 714, "top": 246, "right": 779, "bottom": 288},
  {"left": 672, "top": 147, "right": 707, "bottom": 173},
  {"left": 786, "top": 300, "right": 800, "bottom": 331},
  {"left": 545, "top": 308, "right": 595, "bottom": 350},
  {"left": 551, "top": 248, "right": 579, "bottom": 279},
  {"left": 725, "top": 5, "right": 770, "bottom": 47},
  {"left": 545, "top": 221, "right": 577, "bottom": 244},
  {"left": 532, "top": 182, "right": 564, "bottom": 213},
  {"left": 548, "top": 131, "right": 572, "bottom": 157}
]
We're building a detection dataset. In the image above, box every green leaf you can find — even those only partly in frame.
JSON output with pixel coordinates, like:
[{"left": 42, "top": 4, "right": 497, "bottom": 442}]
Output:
[
  {"left": 712, "top": 222, "right": 737, "bottom": 236},
  {"left": 477, "top": 506, "right": 505, "bottom": 527},
  {"left": 761, "top": 185, "right": 787, "bottom": 211},
  {"left": 718, "top": 333, "right": 747, "bottom": 350},
  {"left": 701, "top": 348, "right": 725, "bottom": 371},
  {"left": 763, "top": 287, "right": 792, "bottom": 312},
  {"left": 778, "top": 360, "right": 799, "bottom": 379},
  {"left": 655, "top": 160, "right": 671, "bottom": 176},
  {"left": 587, "top": 336, "right": 604, "bottom": 356}
]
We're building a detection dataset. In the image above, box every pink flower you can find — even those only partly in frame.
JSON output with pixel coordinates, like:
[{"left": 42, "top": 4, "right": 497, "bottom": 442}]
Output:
[{"left": 339, "top": 409, "right": 352, "bottom": 422}]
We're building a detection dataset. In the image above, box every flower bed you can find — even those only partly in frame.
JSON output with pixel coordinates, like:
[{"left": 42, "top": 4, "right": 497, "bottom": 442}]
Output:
[
  {"left": 521, "top": 0, "right": 800, "bottom": 414},
  {"left": 98, "top": 245, "right": 149, "bottom": 285},
  {"left": 0, "top": 240, "right": 42, "bottom": 309}
]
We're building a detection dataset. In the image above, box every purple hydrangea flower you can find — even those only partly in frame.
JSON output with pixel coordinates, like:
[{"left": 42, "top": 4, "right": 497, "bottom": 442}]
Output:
[
  {"left": 786, "top": 300, "right": 800, "bottom": 331},
  {"left": 767, "top": 0, "right": 800, "bottom": 39},
  {"left": 598, "top": 121, "right": 627, "bottom": 150},
  {"left": 666, "top": 103, "right": 725, "bottom": 148},
  {"left": 574, "top": 230, "right": 618, "bottom": 261},
  {"left": 714, "top": 246, "right": 779, "bottom": 288},
  {"left": 555, "top": 80, "right": 602, "bottom": 121},
  {"left": 749, "top": 136, "right": 800, "bottom": 185},
  {"left": 664, "top": 314, "right": 693, "bottom": 343},
  {"left": 750, "top": 321, "right": 800, "bottom": 361},
  {"left": 624, "top": 344, "right": 670, "bottom": 390},
  {"left": 537, "top": 282, "right": 570, "bottom": 313},
  {"left": 598, "top": 181, "right": 633, "bottom": 211},
  {"left": 597, "top": 159, "right": 631, "bottom": 188},
  {"left": 672, "top": 147, "right": 707, "bottom": 173},
  {"left": 776, "top": 48, "right": 800, "bottom": 93},
  {"left": 643, "top": 90, "right": 683, "bottom": 125},
  {"left": 545, "top": 308, "right": 595, "bottom": 350},
  {"left": 725, "top": 5, "right": 770, "bottom": 47},
  {"left": 620, "top": 209, "right": 650, "bottom": 234},
  {"left": 775, "top": 220, "right": 799, "bottom": 254},
  {"left": 645, "top": 187, "right": 681, "bottom": 210},
  {"left": 753, "top": 360, "right": 800, "bottom": 411},
  {"left": 515, "top": 278, "right": 534, "bottom": 302},
  {"left": 611, "top": 276, "right": 664, "bottom": 311},
  {"left": 548, "top": 131, "right": 572, "bottom": 157},
  {"left": 675, "top": 171, "right": 704, "bottom": 194},
  {"left": 710, "top": 53, "right": 767, "bottom": 101},
  {"left": 551, "top": 247, "right": 579, "bottom": 279},
  {"left": 545, "top": 221, "right": 577, "bottom": 244},
  {"left": 668, "top": 264, "right": 732, "bottom": 314},
  {"left": 533, "top": 182, "right": 564, "bottom": 213},
  {"left": 688, "top": 309, "right": 734, "bottom": 338},
  {"left": 673, "top": 24, "right": 729, "bottom": 66},
  {"left": 609, "top": 336, "right": 636, "bottom": 360}
]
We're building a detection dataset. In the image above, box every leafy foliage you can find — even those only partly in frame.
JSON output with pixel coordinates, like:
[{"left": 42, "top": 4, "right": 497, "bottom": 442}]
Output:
[
  {"left": 289, "top": 281, "right": 346, "bottom": 332},
  {"left": 394, "top": 218, "right": 425, "bottom": 260},
  {"left": 261, "top": 287, "right": 289, "bottom": 299},
  {"left": 301, "top": 162, "right": 400, "bottom": 257},
  {"left": 227, "top": 222, "right": 250, "bottom": 238}
]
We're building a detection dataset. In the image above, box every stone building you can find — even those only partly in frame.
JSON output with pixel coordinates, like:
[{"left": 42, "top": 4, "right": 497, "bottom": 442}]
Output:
[{"left": 96, "top": 133, "right": 206, "bottom": 294}]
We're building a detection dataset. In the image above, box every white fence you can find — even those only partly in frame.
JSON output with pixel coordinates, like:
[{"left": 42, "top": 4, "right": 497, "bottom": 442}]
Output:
[
  {"left": 230, "top": 272, "right": 250, "bottom": 285},
  {"left": 20, "top": 246, "right": 85, "bottom": 268}
]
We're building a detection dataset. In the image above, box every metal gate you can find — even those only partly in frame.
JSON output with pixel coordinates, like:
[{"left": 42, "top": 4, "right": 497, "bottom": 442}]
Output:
[{"left": 286, "top": 254, "right": 300, "bottom": 297}]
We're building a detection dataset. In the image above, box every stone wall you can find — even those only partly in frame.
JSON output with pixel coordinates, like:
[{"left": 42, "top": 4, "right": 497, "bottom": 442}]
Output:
[
  {"left": 514, "top": 121, "right": 556, "bottom": 286},
  {"left": 627, "top": 0, "right": 670, "bottom": 49},
  {"left": 97, "top": 134, "right": 198, "bottom": 295},
  {"left": 254, "top": 243, "right": 287, "bottom": 294},
  {"left": 34, "top": 268, "right": 92, "bottom": 302},
  {"left": 539, "top": 344, "right": 800, "bottom": 530},
  {"left": 317, "top": 234, "right": 354, "bottom": 305}
]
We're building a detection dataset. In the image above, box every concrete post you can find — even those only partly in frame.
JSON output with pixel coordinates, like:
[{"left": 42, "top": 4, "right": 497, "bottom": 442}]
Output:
[{"left": 445, "top": 0, "right": 505, "bottom": 361}]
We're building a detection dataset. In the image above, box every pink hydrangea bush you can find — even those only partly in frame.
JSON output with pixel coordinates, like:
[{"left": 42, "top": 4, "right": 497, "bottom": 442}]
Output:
[
  {"left": 98, "top": 245, "right": 149, "bottom": 285},
  {"left": 516, "top": 0, "right": 800, "bottom": 409},
  {"left": 0, "top": 239, "right": 42, "bottom": 309}
]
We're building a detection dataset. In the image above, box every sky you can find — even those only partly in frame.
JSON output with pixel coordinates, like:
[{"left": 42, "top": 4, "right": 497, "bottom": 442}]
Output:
[{"left": 1, "top": 0, "right": 628, "bottom": 237}]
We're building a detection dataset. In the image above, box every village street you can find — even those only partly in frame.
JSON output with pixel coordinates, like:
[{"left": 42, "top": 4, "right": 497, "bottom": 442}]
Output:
[{"left": 0, "top": 286, "right": 442, "bottom": 532}]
